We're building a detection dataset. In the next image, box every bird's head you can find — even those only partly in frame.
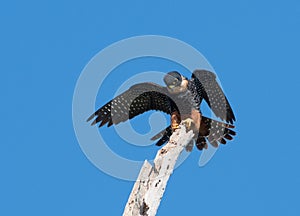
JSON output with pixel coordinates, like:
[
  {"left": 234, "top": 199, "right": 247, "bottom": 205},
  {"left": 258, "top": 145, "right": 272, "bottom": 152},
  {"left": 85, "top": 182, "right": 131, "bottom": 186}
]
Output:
[{"left": 163, "top": 71, "right": 188, "bottom": 93}]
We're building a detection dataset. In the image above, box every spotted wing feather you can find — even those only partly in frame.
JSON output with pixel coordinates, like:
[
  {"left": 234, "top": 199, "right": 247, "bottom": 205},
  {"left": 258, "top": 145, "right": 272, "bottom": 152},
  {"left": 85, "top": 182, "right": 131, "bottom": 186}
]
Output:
[
  {"left": 87, "top": 83, "right": 174, "bottom": 127},
  {"left": 192, "top": 70, "right": 236, "bottom": 124}
]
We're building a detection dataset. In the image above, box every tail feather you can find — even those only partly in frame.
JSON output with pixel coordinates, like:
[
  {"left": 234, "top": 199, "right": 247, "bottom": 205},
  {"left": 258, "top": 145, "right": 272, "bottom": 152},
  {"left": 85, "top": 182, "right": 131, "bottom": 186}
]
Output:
[
  {"left": 198, "top": 116, "right": 236, "bottom": 148},
  {"left": 195, "top": 136, "right": 208, "bottom": 150},
  {"left": 151, "top": 116, "right": 236, "bottom": 151},
  {"left": 151, "top": 126, "right": 172, "bottom": 146}
]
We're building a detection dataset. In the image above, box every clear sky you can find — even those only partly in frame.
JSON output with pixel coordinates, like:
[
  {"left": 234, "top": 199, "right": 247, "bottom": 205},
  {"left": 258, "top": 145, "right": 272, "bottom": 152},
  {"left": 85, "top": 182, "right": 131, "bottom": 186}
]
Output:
[{"left": 1, "top": 0, "right": 300, "bottom": 215}]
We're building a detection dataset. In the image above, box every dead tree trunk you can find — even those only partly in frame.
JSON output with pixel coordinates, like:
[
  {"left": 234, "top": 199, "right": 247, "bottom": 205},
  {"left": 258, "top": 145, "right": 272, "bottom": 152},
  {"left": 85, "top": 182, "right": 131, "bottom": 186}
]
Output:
[{"left": 123, "top": 125, "right": 194, "bottom": 216}]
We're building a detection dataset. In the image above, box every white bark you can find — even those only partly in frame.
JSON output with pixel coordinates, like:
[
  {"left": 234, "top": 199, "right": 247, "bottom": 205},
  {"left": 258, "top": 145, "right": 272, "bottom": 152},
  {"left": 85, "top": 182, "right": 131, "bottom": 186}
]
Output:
[{"left": 123, "top": 125, "right": 194, "bottom": 216}]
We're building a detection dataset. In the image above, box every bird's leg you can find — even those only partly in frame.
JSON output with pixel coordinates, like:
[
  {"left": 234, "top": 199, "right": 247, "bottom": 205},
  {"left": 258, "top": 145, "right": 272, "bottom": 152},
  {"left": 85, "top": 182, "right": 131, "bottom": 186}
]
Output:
[{"left": 171, "top": 111, "right": 181, "bottom": 131}]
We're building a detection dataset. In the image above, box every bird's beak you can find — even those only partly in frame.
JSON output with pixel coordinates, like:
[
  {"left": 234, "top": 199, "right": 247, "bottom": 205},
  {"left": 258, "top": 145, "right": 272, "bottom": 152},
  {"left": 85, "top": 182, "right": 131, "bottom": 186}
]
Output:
[{"left": 168, "top": 85, "right": 175, "bottom": 89}]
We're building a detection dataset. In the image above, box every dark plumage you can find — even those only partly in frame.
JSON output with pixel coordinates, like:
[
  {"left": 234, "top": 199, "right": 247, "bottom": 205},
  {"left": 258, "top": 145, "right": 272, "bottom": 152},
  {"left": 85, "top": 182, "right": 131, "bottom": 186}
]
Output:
[
  {"left": 87, "top": 69, "right": 236, "bottom": 151},
  {"left": 191, "top": 70, "right": 235, "bottom": 124},
  {"left": 163, "top": 71, "right": 182, "bottom": 88}
]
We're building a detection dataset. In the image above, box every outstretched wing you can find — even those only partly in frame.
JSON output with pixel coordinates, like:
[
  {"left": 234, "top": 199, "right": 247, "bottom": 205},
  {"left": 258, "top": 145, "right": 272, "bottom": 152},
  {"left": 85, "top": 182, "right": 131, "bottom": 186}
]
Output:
[
  {"left": 191, "top": 70, "right": 236, "bottom": 124},
  {"left": 87, "top": 82, "right": 175, "bottom": 127}
]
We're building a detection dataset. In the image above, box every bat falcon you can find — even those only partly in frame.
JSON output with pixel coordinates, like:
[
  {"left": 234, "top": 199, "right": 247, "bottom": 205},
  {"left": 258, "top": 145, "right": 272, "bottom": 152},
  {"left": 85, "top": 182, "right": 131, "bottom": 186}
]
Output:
[{"left": 87, "top": 69, "right": 236, "bottom": 151}]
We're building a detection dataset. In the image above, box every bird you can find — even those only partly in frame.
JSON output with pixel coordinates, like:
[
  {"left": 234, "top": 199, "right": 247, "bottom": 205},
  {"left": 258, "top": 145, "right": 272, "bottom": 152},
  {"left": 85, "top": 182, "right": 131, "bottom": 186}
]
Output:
[{"left": 87, "top": 69, "right": 236, "bottom": 151}]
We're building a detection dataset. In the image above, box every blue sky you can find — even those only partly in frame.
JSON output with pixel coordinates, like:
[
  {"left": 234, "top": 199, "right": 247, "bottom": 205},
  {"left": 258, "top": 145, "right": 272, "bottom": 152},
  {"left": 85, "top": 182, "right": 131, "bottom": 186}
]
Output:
[{"left": 1, "top": 0, "right": 300, "bottom": 215}]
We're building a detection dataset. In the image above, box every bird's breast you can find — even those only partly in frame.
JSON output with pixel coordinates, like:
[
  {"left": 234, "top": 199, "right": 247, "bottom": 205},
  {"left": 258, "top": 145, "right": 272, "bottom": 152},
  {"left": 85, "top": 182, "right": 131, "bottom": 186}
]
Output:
[{"left": 174, "top": 90, "right": 199, "bottom": 114}]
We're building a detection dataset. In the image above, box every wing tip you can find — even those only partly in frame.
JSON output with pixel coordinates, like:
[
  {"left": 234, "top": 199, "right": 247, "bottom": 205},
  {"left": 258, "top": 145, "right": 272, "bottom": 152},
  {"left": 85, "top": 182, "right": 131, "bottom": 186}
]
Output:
[
  {"left": 86, "top": 113, "right": 95, "bottom": 122},
  {"left": 150, "top": 136, "right": 158, "bottom": 141},
  {"left": 91, "top": 119, "right": 98, "bottom": 126}
]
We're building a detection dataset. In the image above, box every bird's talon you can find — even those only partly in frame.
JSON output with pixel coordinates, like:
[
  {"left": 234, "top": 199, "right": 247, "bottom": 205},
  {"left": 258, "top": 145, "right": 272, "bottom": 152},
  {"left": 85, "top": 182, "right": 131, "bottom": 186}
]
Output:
[{"left": 182, "top": 118, "right": 194, "bottom": 130}]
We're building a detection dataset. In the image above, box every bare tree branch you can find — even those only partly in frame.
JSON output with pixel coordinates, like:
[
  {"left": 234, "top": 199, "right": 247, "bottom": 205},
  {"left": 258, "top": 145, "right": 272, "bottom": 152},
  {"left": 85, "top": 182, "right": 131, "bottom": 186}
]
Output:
[{"left": 123, "top": 125, "right": 194, "bottom": 216}]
